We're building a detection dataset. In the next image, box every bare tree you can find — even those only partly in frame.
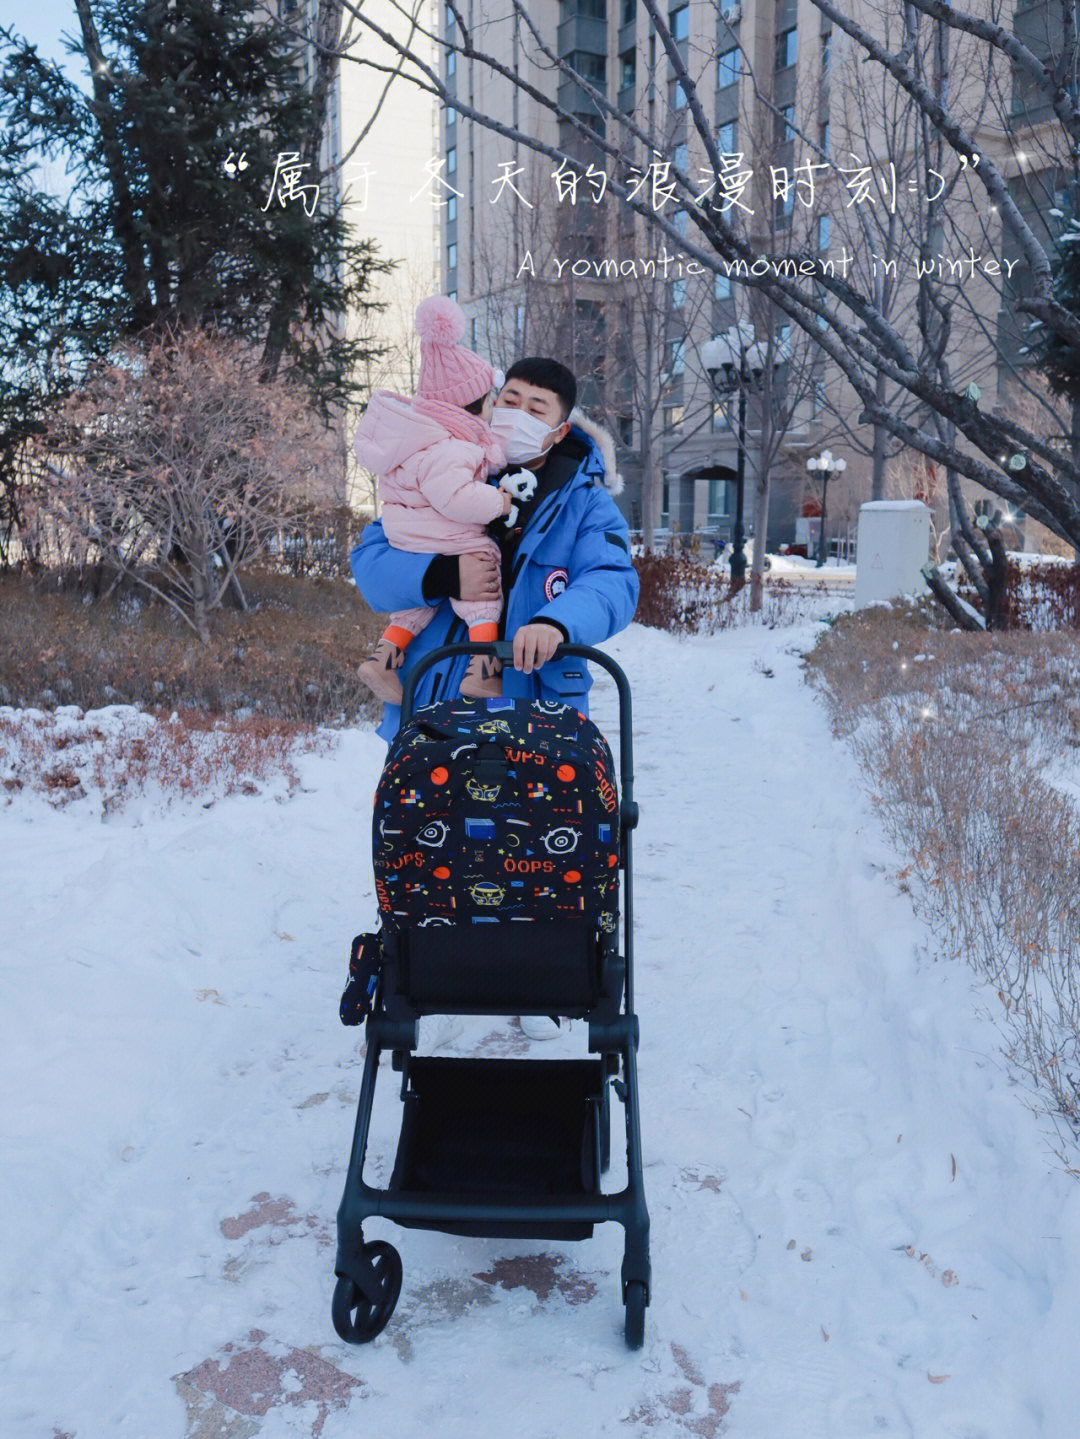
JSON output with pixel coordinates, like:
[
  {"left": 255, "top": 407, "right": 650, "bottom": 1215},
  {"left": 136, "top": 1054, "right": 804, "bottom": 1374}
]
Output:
[
  {"left": 334, "top": 0, "right": 1080, "bottom": 578},
  {"left": 37, "top": 329, "right": 343, "bottom": 641}
]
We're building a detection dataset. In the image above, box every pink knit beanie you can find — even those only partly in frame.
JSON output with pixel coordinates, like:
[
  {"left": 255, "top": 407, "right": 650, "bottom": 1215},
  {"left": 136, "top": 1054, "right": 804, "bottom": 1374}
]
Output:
[{"left": 415, "top": 296, "right": 495, "bottom": 407}]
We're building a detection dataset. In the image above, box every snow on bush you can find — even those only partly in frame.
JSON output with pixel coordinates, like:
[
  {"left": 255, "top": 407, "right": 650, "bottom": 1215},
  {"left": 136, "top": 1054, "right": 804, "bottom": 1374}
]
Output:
[
  {"left": 0, "top": 705, "right": 330, "bottom": 814},
  {"left": 633, "top": 554, "right": 845, "bottom": 633},
  {"left": 807, "top": 609, "right": 1080, "bottom": 1168}
]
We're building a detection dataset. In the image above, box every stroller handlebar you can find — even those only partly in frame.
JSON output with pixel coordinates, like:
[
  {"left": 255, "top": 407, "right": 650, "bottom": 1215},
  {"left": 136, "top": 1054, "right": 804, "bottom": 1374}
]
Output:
[{"left": 398, "top": 640, "right": 635, "bottom": 820}]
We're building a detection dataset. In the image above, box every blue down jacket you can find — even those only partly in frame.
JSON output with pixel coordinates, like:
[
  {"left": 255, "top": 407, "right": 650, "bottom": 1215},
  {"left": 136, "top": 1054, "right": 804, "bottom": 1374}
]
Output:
[{"left": 349, "top": 417, "right": 639, "bottom": 740}]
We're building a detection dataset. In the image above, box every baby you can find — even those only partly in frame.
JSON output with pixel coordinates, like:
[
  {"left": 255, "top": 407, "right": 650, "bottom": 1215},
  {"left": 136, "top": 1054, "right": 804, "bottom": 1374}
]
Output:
[{"left": 353, "top": 296, "right": 534, "bottom": 703}]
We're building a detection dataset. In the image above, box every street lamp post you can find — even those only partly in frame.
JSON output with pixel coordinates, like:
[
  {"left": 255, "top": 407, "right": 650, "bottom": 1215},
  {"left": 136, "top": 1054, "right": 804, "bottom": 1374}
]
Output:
[
  {"left": 701, "top": 324, "right": 784, "bottom": 585},
  {"left": 806, "top": 449, "right": 847, "bottom": 568}
]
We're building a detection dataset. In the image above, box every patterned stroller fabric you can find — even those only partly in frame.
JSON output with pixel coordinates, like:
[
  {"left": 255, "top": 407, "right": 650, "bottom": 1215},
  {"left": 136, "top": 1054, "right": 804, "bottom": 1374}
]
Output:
[{"left": 372, "top": 697, "right": 620, "bottom": 933}]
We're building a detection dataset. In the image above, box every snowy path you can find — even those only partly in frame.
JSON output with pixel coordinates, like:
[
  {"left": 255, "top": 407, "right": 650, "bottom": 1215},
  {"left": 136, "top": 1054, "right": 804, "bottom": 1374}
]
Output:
[{"left": 4, "top": 621, "right": 1080, "bottom": 1439}]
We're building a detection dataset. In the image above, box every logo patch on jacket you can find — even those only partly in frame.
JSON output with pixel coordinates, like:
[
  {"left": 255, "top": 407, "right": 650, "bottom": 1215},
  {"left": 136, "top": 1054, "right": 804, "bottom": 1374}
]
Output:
[{"left": 544, "top": 567, "right": 569, "bottom": 601}]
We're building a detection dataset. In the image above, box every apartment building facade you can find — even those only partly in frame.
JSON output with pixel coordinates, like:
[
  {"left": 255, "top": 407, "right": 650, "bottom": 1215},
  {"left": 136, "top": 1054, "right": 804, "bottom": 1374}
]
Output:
[{"left": 435, "top": 0, "right": 1068, "bottom": 552}]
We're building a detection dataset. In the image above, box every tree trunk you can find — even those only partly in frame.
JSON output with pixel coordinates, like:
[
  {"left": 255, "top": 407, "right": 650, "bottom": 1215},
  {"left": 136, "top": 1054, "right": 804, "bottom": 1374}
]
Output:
[
  {"left": 190, "top": 561, "right": 211, "bottom": 644},
  {"left": 640, "top": 322, "right": 658, "bottom": 552},
  {"left": 978, "top": 515, "right": 1010, "bottom": 630},
  {"left": 871, "top": 368, "right": 888, "bottom": 502},
  {"left": 924, "top": 564, "right": 983, "bottom": 630},
  {"left": 261, "top": 0, "right": 343, "bottom": 381},
  {"left": 73, "top": 0, "right": 153, "bottom": 329}
]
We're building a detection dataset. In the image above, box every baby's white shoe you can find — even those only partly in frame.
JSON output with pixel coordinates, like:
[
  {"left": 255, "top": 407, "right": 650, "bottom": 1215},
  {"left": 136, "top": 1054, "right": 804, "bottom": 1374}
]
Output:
[
  {"left": 423, "top": 1014, "right": 465, "bottom": 1049},
  {"left": 519, "top": 1015, "right": 565, "bottom": 1041}
]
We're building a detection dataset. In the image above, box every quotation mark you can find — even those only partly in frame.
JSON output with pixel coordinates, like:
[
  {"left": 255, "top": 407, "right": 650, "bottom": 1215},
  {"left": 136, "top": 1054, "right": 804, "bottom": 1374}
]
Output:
[{"left": 224, "top": 150, "right": 249, "bottom": 177}]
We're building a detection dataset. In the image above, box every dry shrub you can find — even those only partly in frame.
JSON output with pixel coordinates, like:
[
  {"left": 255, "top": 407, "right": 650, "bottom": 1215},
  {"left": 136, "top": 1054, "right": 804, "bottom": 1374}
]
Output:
[
  {"left": 36, "top": 328, "right": 345, "bottom": 641},
  {"left": 633, "top": 554, "right": 826, "bottom": 632},
  {"left": 0, "top": 568, "right": 384, "bottom": 724},
  {"left": 1003, "top": 558, "right": 1080, "bottom": 630},
  {"left": 808, "top": 605, "right": 1080, "bottom": 1166},
  {"left": 1, "top": 706, "right": 331, "bottom": 813},
  {"left": 267, "top": 504, "right": 370, "bottom": 580}
]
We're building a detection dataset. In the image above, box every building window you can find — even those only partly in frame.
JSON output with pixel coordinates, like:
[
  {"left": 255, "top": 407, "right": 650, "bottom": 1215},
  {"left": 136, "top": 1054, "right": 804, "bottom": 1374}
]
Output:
[
  {"left": 717, "top": 120, "right": 736, "bottom": 153},
  {"left": 821, "top": 31, "right": 831, "bottom": 74},
  {"left": 673, "top": 79, "right": 687, "bottom": 108},
  {"left": 446, "top": 105, "right": 456, "bottom": 127},
  {"left": 670, "top": 5, "right": 689, "bottom": 41},
  {"left": 617, "top": 413, "right": 633, "bottom": 445},
  {"left": 620, "top": 50, "right": 636, "bottom": 89},
  {"left": 448, "top": 242, "right": 457, "bottom": 270},
  {"left": 447, "top": 47, "right": 456, "bottom": 76},
  {"left": 623, "top": 0, "right": 636, "bottom": 21},
  {"left": 672, "top": 278, "right": 686, "bottom": 309},
  {"left": 668, "top": 339, "right": 685, "bottom": 376},
  {"left": 708, "top": 476, "right": 729, "bottom": 519},
  {"left": 445, "top": 3, "right": 455, "bottom": 29},
  {"left": 715, "top": 269, "right": 731, "bottom": 300},
  {"left": 717, "top": 47, "right": 741, "bottom": 88},
  {"left": 447, "top": 194, "right": 457, "bottom": 222},
  {"left": 775, "top": 189, "right": 794, "bottom": 224},
  {"left": 819, "top": 120, "right": 830, "bottom": 156},
  {"left": 776, "top": 27, "right": 797, "bottom": 71},
  {"left": 775, "top": 104, "right": 795, "bottom": 143},
  {"left": 447, "top": 146, "right": 457, "bottom": 173},
  {"left": 817, "top": 214, "right": 830, "bottom": 250},
  {"left": 471, "top": 317, "right": 478, "bottom": 346},
  {"left": 812, "top": 379, "right": 825, "bottom": 415},
  {"left": 663, "top": 404, "right": 685, "bottom": 431},
  {"left": 571, "top": 51, "right": 606, "bottom": 85},
  {"left": 674, "top": 141, "right": 688, "bottom": 171},
  {"left": 448, "top": 290, "right": 457, "bottom": 302},
  {"left": 673, "top": 209, "right": 688, "bottom": 237}
]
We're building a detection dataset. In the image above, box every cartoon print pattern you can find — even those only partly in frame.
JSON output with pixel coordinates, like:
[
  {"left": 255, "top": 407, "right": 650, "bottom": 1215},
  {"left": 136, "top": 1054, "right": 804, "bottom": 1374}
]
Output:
[{"left": 372, "top": 697, "right": 620, "bottom": 931}]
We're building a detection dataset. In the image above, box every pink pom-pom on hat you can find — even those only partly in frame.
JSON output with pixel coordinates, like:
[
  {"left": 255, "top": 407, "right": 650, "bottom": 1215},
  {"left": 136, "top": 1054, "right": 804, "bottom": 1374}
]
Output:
[{"left": 415, "top": 295, "right": 495, "bottom": 407}]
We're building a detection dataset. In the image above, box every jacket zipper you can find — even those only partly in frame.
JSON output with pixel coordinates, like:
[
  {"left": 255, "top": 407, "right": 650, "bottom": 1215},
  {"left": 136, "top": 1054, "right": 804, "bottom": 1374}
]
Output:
[{"left": 431, "top": 617, "right": 466, "bottom": 703}]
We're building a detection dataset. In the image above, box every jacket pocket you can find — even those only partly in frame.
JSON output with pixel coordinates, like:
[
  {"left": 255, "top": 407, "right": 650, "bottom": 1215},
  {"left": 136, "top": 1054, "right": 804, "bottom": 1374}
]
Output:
[{"left": 540, "top": 655, "right": 592, "bottom": 707}]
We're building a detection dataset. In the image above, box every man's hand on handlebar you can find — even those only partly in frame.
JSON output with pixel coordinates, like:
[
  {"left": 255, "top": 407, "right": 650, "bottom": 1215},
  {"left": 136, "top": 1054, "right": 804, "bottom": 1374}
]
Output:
[{"left": 511, "top": 622, "right": 562, "bottom": 674}]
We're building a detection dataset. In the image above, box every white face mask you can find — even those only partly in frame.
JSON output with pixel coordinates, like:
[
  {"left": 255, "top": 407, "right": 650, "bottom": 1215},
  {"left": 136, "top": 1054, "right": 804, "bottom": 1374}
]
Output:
[{"left": 490, "top": 406, "right": 559, "bottom": 464}]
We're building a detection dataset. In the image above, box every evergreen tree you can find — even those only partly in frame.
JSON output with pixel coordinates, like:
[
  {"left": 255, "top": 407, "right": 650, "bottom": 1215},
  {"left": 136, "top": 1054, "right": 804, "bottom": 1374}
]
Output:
[
  {"left": 1030, "top": 208, "right": 1080, "bottom": 405},
  {"left": 0, "top": 33, "right": 115, "bottom": 564},
  {"left": 1, "top": 0, "right": 388, "bottom": 427}
]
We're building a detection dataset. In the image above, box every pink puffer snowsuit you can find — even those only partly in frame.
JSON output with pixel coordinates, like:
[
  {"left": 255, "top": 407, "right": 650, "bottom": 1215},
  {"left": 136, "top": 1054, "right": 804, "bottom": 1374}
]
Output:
[
  {"left": 354, "top": 391, "right": 507, "bottom": 553},
  {"left": 353, "top": 390, "right": 508, "bottom": 633}
]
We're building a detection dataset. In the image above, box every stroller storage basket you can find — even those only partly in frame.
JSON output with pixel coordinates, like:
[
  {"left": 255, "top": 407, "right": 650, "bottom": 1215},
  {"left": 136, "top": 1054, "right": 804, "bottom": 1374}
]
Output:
[{"left": 333, "top": 643, "right": 651, "bottom": 1349}]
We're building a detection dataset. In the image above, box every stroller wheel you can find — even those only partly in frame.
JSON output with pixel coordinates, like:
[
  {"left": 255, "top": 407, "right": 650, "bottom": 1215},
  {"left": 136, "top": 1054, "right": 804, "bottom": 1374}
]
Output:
[
  {"left": 623, "top": 1280, "right": 647, "bottom": 1350},
  {"left": 332, "top": 1241, "right": 403, "bottom": 1344}
]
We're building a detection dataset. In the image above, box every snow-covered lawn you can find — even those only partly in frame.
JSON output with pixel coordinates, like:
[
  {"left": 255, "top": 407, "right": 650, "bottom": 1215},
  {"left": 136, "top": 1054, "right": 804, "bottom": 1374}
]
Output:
[{"left": 4, "top": 619, "right": 1080, "bottom": 1438}]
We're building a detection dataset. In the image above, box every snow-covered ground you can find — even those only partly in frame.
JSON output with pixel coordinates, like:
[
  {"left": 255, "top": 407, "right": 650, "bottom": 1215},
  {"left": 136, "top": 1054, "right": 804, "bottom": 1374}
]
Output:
[
  {"left": 765, "top": 553, "right": 857, "bottom": 583},
  {"left": 5, "top": 618, "right": 1080, "bottom": 1439}
]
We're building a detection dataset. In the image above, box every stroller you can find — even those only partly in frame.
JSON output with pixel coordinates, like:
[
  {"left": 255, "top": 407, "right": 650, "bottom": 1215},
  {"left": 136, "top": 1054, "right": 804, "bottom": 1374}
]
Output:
[{"left": 332, "top": 641, "right": 651, "bottom": 1348}]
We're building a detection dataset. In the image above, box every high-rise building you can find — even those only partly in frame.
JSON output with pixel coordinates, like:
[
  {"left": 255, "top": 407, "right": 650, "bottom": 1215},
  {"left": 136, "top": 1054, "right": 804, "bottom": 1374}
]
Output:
[{"left": 433, "top": 1, "right": 1064, "bottom": 553}]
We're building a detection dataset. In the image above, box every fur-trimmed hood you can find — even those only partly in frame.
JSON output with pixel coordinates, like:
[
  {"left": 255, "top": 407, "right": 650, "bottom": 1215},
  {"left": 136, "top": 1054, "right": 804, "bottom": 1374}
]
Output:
[{"left": 568, "top": 408, "right": 624, "bottom": 496}]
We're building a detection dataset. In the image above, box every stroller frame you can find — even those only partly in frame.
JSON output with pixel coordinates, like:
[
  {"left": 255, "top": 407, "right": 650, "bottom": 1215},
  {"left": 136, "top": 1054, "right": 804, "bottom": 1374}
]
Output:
[{"left": 333, "top": 642, "right": 651, "bottom": 1348}]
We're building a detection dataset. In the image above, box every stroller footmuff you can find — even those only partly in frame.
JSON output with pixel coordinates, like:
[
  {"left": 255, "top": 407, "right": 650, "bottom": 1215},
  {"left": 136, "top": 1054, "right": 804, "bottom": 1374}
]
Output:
[{"left": 333, "top": 643, "right": 650, "bottom": 1348}]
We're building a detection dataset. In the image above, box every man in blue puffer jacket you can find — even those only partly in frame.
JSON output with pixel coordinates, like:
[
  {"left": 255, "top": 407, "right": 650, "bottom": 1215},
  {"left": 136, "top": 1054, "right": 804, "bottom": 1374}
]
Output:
[{"left": 349, "top": 356, "right": 639, "bottom": 743}]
